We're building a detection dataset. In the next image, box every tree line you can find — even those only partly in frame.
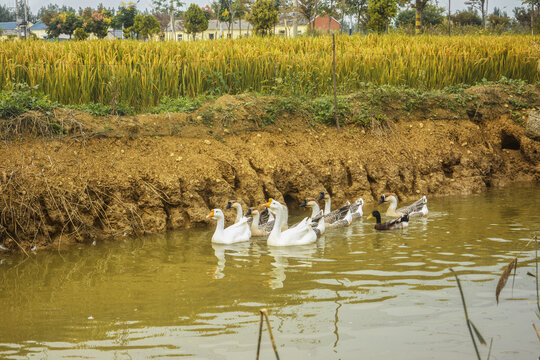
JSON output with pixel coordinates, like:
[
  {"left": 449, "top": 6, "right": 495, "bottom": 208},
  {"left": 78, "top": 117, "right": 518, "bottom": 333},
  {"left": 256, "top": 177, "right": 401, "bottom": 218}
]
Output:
[{"left": 0, "top": 0, "right": 538, "bottom": 39}]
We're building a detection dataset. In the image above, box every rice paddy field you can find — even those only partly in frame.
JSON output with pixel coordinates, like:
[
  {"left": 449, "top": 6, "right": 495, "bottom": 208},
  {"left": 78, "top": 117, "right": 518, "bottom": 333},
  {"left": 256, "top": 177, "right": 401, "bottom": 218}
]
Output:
[{"left": 0, "top": 34, "right": 539, "bottom": 111}]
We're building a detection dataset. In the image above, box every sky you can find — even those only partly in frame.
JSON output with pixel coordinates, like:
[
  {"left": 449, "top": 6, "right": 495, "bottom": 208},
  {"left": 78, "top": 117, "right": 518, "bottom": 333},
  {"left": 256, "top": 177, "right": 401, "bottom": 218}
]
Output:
[{"left": 3, "top": 0, "right": 529, "bottom": 16}]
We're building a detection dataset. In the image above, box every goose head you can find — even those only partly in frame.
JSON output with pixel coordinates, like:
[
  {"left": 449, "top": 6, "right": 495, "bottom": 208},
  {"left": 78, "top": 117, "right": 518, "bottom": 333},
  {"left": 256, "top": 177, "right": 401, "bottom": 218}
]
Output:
[
  {"left": 207, "top": 208, "right": 224, "bottom": 220},
  {"left": 378, "top": 193, "right": 396, "bottom": 205},
  {"left": 246, "top": 207, "right": 259, "bottom": 217},
  {"left": 299, "top": 198, "right": 319, "bottom": 209},
  {"left": 264, "top": 198, "right": 282, "bottom": 216},
  {"left": 225, "top": 200, "right": 242, "bottom": 210},
  {"left": 317, "top": 191, "right": 329, "bottom": 201}
]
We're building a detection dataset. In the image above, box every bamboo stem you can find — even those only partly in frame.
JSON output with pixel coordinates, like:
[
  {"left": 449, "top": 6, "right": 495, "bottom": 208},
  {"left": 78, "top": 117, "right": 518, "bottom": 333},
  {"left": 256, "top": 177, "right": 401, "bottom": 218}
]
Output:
[
  {"left": 450, "top": 268, "right": 482, "bottom": 360},
  {"left": 256, "top": 311, "right": 264, "bottom": 360},
  {"left": 261, "top": 308, "right": 280, "bottom": 360}
]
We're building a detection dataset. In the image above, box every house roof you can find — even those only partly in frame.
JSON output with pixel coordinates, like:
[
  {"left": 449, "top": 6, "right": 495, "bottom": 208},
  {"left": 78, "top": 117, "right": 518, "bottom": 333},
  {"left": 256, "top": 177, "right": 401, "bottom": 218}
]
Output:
[
  {"left": 0, "top": 22, "right": 18, "bottom": 30},
  {"left": 29, "top": 22, "right": 46, "bottom": 31}
]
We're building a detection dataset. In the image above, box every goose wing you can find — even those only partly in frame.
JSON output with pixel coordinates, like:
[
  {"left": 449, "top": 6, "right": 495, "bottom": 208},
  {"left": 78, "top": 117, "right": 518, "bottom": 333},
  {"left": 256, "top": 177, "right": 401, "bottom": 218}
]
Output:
[
  {"left": 259, "top": 208, "right": 272, "bottom": 225},
  {"left": 324, "top": 202, "right": 351, "bottom": 224},
  {"left": 397, "top": 196, "right": 427, "bottom": 215}
]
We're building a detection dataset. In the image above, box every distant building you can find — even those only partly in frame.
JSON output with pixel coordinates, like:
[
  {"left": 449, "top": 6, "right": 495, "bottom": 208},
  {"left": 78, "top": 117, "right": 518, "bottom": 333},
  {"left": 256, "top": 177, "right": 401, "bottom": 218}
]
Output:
[
  {"left": 166, "top": 15, "right": 312, "bottom": 41},
  {"left": 0, "top": 22, "right": 22, "bottom": 39},
  {"left": 29, "top": 22, "right": 47, "bottom": 39},
  {"left": 309, "top": 15, "right": 341, "bottom": 32}
]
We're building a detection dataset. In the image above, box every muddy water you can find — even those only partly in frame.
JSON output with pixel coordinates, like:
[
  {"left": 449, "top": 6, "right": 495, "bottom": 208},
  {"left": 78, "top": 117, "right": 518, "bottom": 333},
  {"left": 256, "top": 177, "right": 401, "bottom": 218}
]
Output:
[{"left": 0, "top": 185, "right": 539, "bottom": 359}]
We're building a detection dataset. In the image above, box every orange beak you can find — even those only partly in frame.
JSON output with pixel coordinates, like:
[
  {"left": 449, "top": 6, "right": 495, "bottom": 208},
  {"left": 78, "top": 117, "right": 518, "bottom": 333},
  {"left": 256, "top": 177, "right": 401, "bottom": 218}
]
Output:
[
  {"left": 264, "top": 198, "right": 273, "bottom": 208},
  {"left": 206, "top": 209, "right": 215, "bottom": 218}
]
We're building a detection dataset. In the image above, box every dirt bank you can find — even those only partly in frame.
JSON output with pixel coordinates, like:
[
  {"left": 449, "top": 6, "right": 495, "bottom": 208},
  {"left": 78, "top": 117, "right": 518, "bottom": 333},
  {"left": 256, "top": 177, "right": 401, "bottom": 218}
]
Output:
[{"left": 1, "top": 84, "right": 539, "bottom": 252}]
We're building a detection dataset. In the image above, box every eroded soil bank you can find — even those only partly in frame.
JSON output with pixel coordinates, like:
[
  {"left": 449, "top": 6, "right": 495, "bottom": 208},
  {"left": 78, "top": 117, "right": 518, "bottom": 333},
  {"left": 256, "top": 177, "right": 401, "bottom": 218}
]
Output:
[{"left": 1, "top": 84, "right": 539, "bottom": 251}]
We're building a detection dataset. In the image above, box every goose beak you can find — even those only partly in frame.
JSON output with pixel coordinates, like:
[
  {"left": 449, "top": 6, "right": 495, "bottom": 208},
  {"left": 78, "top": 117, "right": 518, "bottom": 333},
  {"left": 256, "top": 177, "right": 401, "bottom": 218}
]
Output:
[
  {"left": 377, "top": 197, "right": 384, "bottom": 205},
  {"left": 206, "top": 209, "right": 215, "bottom": 218},
  {"left": 367, "top": 214, "right": 373, "bottom": 220},
  {"left": 245, "top": 208, "right": 252, "bottom": 216},
  {"left": 264, "top": 198, "right": 273, "bottom": 208},
  {"left": 317, "top": 192, "right": 324, "bottom": 201},
  {"left": 299, "top": 199, "right": 307, "bottom": 207},
  {"left": 225, "top": 201, "right": 232, "bottom": 209}
]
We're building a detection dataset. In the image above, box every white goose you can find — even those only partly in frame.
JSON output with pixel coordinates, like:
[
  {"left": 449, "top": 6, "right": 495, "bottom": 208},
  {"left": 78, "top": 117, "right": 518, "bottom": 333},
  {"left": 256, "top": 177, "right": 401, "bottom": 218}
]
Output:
[
  {"left": 207, "top": 209, "right": 251, "bottom": 244},
  {"left": 264, "top": 198, "right": 317, "bottom": 246}
]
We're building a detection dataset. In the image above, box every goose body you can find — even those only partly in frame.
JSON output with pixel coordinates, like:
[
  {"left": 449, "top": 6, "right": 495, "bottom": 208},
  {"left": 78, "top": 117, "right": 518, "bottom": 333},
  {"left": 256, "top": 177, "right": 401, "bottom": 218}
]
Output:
[
  {"left": 245, "top": 207, "right": 274, "bottom": 237},
  {"left": 378, "top": 194, "right": 428, "bottom": 218},
  {"left": 317, "top": 191, "right": 352, "bottom": 228},
  {"left": 350, "top": 198, "right": 364, "bottom": 219},
  {"left": 368, "top": 210, "right": 409, "bottom": 230},
  {"left": 207, "top": 209, "right": 251, "bottom": 244},
  {"left": 265, "top": 199, "right": 317, "bottom": 246}
]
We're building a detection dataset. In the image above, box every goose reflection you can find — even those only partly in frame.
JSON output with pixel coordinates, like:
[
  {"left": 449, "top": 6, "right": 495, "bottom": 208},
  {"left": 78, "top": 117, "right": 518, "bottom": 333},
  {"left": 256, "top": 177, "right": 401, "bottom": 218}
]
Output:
[
  {"left": 267, "top": 243, "right": 319, "bottom": 289},
  {"left": 211, "top": 242, "right": 251, "bottom": 279}
]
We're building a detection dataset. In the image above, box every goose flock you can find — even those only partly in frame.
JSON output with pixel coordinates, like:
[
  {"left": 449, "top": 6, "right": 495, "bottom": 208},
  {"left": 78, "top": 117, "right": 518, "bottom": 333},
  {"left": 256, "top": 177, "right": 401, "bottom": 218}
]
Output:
[{"left": 206, "top": 192, "right": 429, "bottom": 246}]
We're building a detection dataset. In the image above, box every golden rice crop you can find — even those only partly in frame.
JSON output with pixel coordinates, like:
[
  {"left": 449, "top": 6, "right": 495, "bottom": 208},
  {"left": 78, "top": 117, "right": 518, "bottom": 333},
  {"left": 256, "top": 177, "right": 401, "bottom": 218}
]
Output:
[{"left": 0, "top": 34, "right": 538, "bottom": 111}]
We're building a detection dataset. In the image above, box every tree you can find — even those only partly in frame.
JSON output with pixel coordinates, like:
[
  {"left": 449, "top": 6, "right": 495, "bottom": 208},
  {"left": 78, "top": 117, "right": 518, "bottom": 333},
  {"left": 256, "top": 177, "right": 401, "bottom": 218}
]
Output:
[
  {"left": 367, "top": 0, "right": 397, "bottom": 32},
  {"left": 345, "top": 0, "right": 369, "bottom": 32},
  {"left": 74, "top": 27, "right": 89, "bottom": 40},
  {"left": 112, "top": 3, "right": 138, "bottom": 29},
  {"left": 232, "top": 0, "right": 247, "bottom": 37},
  {"left": 152, "top": 0, "right": 185, "bottom": 17},
  {"left": 184, "top": 4, "right": 209, "bottom": 39},
  {"left": 219, "top": 0, "right": 233, "bottom": 37},
  {"left": 298, "top": 0, "right": 319, "bottom": 29},
  {"left": 452, "top": 8, "right": 482, "bottom": 26},
  {"left": 521, "top": 0, "right": 540, "bottom": 34},
  {"left": 395, "top": 4, "right": 444, "bottom": 28},
  {"left": 132, "top": 14, "right": 160, "bottom": 39},
  {"left": 84, "top": 10, "right": 113, "bottom": 39},
  {"left": 464, "top": 0, "right": 486, "bottom": 29},
  {"left": 45, "top": 11, "right": 83, "bottom": 39},
  {"left": 0, "top": 4, "right": 15, "bottom": 22},
  {"left": 248, "top": 0, "right": 279, "bottom": 34},
  {"left": 63, "top": 12, "right": 84, "bottom": 38}
]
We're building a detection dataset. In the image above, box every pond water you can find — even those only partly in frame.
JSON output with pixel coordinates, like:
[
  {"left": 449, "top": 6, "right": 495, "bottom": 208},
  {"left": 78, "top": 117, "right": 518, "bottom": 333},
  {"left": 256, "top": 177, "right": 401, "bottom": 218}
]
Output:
[{"left": 0, "top": 184, "right": 539, "bottom": 360}]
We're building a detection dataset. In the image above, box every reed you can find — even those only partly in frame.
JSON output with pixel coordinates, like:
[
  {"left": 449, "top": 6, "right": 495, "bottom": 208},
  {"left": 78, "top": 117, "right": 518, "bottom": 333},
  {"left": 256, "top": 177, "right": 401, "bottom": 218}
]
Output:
[{"left": 0, "top": 35, "right": 538, "bottom": 111}]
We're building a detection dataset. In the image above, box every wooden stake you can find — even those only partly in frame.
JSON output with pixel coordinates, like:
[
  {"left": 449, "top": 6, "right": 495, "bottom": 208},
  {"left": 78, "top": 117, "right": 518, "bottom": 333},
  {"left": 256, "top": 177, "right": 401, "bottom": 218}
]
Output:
[{"left": 332, "top": 33, "right": 340, "bottom": 131}]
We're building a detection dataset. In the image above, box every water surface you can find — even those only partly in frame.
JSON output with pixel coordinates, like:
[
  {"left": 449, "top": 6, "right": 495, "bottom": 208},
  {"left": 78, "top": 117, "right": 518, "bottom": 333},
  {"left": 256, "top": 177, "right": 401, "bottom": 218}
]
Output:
[{"left": 1, "top": 184, "right": 539, "bottom": 359}]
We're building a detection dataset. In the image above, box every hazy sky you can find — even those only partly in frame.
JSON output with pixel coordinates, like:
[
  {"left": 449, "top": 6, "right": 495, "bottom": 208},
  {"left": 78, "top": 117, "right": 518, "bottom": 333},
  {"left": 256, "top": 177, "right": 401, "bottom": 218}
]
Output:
[{"left": 9, "top": 0, "right": 529, "bottom": 16}]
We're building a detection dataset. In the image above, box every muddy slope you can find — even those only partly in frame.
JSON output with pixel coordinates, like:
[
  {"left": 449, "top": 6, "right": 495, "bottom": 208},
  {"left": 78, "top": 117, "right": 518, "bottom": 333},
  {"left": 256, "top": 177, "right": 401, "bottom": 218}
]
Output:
[{"left": 1, "top": 85, "right": 539, "bottom": 251}]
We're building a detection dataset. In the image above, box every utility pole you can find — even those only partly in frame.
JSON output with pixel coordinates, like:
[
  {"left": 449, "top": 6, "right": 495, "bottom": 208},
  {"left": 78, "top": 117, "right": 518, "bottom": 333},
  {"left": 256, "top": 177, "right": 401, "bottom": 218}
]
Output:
[
  {"left": 15, "top": 0, "right": 20, "bottom": 38},
  {"left": 170, "top": 0, "right": 176, "bottom": 41},
  {"left": 23, "top": 0, "right": 28, "bottom": 39},
  {"left": 448, "top": 0, "right": 451, "bottom": 36},
  {"left": 292, "top": 0, "right": 298, "bottom": 37}
]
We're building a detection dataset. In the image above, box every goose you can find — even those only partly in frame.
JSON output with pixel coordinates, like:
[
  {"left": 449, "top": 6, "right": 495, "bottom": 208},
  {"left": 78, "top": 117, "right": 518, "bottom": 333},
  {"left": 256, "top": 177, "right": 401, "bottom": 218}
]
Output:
[
  {"left": 378, "top": 193, "right": 428, "bottom": 218},
  {"left": 245, "top": 207, "right": 274, "bottom": 237},
  {"left": 299, "top": 198, "right": 326, "bottom": 236},
  {"left": 207, "top": 208, "right": 251, "bottom": 244},
  {"left": 350, "top": 198, "right": 364, "bottom": 220},
  {"left": 316, "top": 192, "right": 352, "bottom": 228},
  {"left": 367, "top": 210, "right": 409, "bottom": 230},
  {"left": 225, "top": 200, "right": 245, "bottom": 224},
  {"left": 264, "top": 198, "right": 317, "bottom": 246}
]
